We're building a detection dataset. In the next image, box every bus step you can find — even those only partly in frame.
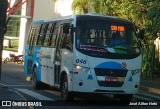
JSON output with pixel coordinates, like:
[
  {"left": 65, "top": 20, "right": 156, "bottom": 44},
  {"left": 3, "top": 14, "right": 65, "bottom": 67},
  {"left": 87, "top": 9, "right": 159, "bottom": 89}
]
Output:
[{"left": 26, "top": 76, "right": 31, "bottom": 81}]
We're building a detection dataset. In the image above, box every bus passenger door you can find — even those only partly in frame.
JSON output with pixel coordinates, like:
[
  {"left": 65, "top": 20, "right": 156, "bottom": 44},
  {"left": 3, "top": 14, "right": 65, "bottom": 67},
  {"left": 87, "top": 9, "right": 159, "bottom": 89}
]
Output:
[{"left": 54, "top": 26, "right": 63, "bottom": 86}]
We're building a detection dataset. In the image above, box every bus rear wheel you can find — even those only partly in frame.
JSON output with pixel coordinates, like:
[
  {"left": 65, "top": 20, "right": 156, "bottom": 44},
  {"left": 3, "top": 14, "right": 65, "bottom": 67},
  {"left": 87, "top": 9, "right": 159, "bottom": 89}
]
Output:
[
  {"left": 61, "top": 75, "right": 74, "bottom": 101},
  {"left": 32, "top": 67, "right": 41, "bottom": 89}
]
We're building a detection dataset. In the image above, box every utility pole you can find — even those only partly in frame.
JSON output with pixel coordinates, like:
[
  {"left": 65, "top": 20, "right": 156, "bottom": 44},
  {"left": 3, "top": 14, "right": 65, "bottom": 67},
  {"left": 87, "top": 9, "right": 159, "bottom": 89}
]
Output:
[{"left": 0, "top": 0, "right": 8, "bottom": 81}]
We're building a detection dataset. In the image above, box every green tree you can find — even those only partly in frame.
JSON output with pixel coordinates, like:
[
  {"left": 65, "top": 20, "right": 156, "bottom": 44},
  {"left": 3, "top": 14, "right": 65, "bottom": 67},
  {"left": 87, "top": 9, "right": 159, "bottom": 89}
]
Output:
[
  {"left": 146, "top": 1, "right": 160, "bottom": 38},
  {"left": 72, "top": 0, "right": 89, "bottom": 14}
]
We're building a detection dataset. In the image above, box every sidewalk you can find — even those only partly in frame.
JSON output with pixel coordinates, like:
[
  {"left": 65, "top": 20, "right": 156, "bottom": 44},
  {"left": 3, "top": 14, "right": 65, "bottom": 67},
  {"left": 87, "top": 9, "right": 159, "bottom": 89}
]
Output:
[{"left": 139, "top": 79, "right": 160, "bottom": 95}]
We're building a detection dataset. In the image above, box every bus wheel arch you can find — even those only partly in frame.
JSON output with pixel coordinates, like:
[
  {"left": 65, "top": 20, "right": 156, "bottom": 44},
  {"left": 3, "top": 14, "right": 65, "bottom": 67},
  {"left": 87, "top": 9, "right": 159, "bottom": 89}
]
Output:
[
  {"left": 60, "top": 72, "right": 74, "bottom": 101},
  {"left": 60, "top": 71, "right": 66, "bottom": 91}
]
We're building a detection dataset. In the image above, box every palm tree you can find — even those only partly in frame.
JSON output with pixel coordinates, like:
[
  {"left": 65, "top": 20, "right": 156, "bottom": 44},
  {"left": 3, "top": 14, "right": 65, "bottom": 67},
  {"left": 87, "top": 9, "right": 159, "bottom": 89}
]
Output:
[{"left": 72, "top": 0, "right": 89, "bottom": 14}]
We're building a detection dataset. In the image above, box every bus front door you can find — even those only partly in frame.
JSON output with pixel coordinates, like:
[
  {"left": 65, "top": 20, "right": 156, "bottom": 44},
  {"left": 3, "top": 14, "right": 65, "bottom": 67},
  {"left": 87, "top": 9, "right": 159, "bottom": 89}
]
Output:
[{"left": 54, "top": 26, "right": 63, "bottom": 86}]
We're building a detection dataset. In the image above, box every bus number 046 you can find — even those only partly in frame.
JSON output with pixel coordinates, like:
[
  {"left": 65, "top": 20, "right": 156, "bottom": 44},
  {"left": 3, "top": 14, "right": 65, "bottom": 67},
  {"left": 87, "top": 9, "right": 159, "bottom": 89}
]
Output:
[{"left": 76, "top": 59, "right": 86, "bottom": 64}]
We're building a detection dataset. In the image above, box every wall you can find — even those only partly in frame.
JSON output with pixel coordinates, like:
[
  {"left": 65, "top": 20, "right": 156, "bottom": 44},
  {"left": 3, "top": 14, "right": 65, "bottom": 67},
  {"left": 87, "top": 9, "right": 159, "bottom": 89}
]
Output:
[
  {"left": 8, "top": 0, "right": 73, "bottom": 57},
  {"left": 54, "top": 0, "right": 73, "bottom": 17},
  {"left": 33, "top": 0, "right": 73, "bottom": 20},
  {"left": 33, "top": 0, "right": 55, "bottom": 20}
]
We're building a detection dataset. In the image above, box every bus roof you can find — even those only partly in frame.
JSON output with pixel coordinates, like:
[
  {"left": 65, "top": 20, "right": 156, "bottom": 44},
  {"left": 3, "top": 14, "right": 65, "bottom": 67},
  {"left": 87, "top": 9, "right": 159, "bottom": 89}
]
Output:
[
  {"left": 75, "top": 13, "right": 132, "bottom": 25},
  {"left": 31, "top": 13, "right": 132, "bottom": 25},
  {"left": 31, "top": 19, "right": 44, "bottom": 24}
]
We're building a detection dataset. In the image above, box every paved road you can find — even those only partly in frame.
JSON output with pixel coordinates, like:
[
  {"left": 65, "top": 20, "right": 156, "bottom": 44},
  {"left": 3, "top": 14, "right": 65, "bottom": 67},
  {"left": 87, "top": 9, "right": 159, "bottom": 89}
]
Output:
[{"left": 0, "top": 63, "right": 160, "bottom": 109}]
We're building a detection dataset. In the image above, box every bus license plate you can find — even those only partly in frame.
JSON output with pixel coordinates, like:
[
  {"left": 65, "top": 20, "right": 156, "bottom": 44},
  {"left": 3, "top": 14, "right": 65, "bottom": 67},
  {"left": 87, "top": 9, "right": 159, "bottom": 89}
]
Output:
[{"left": 105, "top": 77, "right": 118, "bottom": 82}]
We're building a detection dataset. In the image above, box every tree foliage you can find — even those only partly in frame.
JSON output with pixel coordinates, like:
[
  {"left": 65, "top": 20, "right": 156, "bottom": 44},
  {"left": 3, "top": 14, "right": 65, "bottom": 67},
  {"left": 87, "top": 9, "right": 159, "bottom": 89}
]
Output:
[
  {"left": 72, "top": 0, "right": 89, "bottom": 13},
  {"left": 72, "top": 0, "right": 160, "bottom": 38}
]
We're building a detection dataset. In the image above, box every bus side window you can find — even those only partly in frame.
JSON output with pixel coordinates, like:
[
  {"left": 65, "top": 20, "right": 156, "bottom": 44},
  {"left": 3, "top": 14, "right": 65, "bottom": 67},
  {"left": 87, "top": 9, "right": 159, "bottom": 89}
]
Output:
[
  {"left": 49, "top": 23, "right": 56, "bottom": 46},
  {"left": 44, "top": 23, "right": 53, "bottom": 46},
  {"left": 28, "top": 27, "right": 36, "bottom": 55},
  {"left": 34, "top": 25, "right": 41, "bottom": 45},
  {"left": 51, "top": 25, "right": 58, "bottom": 47},
  {"left": 44, "top": 23, "right": 55, "bottom": 46},
  {"left": 27, "top": 27, "right": 33, "bottom": 45},
  {"left": 37, "top": 23, "right": 48, "bottom": 46},
  {"left": 29, "top": 28, "right": 36, "bottom": 46},
  {"left": 62, "top": 26, "right": 73, "bottom": 50}
]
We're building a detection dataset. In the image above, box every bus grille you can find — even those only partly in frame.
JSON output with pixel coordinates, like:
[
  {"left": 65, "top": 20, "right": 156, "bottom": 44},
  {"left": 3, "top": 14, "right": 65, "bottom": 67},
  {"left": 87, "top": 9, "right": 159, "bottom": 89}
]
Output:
[
  {"left": 98, "top": 81, "right": 124, "bottom": 87},
  {"left": 95, "top": 68, "right": 128, "bottom": 77},
  {"left": 94, "top": 68, "right": 128, "bottom": 87}
]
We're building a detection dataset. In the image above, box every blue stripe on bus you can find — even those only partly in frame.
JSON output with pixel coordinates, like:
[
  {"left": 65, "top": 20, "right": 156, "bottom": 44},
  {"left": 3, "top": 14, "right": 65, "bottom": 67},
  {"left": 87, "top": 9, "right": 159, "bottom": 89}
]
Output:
[
  {"left": 95, "top": 61, "right": 127, "bottom": 70},
  {"left": 31, "top": 20, "right": 44, "bottom": 24}
]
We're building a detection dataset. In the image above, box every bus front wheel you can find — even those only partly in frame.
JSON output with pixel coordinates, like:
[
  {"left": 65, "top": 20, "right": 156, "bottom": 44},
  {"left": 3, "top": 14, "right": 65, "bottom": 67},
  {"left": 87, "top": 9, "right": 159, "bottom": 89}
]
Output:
[{"left": 61, "top": 75, "right": 74, "bottom": 101}]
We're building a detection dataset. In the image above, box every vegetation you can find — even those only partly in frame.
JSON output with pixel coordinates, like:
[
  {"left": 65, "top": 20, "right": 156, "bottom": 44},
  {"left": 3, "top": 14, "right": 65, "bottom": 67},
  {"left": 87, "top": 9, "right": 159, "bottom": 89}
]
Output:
[
  {"left": 3, "top": 38, "right": 18, "bottom": 52},
  {"left": 3, "top": 46, "right": 18, "bottom": 52},
  {"left": 5, "top": 17, "right": 20, "bottom": 37},
  {"left": 3, "top": 2, "right": 21, "bottom": 52},
  {"left": 5, "top": 5, "right": 21, "bottom": 37}
]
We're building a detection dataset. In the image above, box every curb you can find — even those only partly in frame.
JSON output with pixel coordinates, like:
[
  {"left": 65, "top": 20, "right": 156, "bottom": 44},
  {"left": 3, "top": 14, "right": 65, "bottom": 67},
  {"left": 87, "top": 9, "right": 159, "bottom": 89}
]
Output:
[
  {"left": 0, "top": 83, "right": 8, "bottom": 88},
  {"left": 140, "top": 86, "right": 160, "bottom": 95}
]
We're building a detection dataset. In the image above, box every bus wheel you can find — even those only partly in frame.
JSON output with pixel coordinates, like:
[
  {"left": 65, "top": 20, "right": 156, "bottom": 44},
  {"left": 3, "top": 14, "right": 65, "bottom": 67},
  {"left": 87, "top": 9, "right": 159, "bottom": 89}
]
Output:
[
  {"left": 61, "top": 75, "right": 74, "bottom": 101},
  {"left": 32, "top": 67, "right": 41, "bottom": 89}
]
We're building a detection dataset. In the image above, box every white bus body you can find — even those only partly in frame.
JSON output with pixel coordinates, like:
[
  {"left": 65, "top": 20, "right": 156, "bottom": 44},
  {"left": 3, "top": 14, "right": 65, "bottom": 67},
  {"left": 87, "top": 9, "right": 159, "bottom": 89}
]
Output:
[{"left": 24, "top": 14, "right": 142, "bottom": 101}]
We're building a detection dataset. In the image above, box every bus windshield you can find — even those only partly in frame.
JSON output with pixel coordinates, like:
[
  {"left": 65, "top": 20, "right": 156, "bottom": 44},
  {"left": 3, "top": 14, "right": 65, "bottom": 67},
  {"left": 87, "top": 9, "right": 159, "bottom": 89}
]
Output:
[{"left": 76, "top": 21, "right": 139, "bottom": 55}]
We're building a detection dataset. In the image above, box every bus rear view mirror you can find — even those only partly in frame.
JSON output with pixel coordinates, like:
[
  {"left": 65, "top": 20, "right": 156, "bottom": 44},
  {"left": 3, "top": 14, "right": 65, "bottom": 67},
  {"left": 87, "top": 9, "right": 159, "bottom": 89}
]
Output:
[
  {"left": 63, "top": 23, "right": 70, "bottom": 34},
  {"left": 137, "top": 29, "right": 145, "bottom": 39}
]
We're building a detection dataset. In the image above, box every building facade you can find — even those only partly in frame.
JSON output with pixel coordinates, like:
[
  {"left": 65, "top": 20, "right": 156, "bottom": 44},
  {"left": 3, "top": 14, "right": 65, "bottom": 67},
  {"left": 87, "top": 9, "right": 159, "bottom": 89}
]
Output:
[{"left": 7, "top": 0, "right": 73, "bottom": 55}]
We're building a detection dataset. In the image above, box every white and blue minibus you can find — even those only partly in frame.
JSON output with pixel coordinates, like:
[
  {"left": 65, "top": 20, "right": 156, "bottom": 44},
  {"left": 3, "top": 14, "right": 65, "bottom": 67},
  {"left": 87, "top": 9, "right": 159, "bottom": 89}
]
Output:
[{"left": 24, "top": 13, "right": 142, "bottom": 101}]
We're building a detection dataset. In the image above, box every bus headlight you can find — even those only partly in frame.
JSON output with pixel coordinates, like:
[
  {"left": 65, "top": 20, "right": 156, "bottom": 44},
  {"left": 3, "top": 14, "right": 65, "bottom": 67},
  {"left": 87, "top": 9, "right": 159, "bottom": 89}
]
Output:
[
  {"left": 75, "top": 65, "right": 90, "bottom": 72},
  {"left": 131, "top": 69, "right": 141, "bottom": 76},
  {"left": 75, "top": 65, "right": 82, "bottom": 70}
]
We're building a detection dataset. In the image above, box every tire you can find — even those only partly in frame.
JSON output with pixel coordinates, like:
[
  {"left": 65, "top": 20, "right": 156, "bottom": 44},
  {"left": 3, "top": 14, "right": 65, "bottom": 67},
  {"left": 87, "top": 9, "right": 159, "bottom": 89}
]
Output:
[
  {"left": 32, "top": 67, "right": 41, "bottom": 89},
  {"left": 61, "top": 75, "right": 74, "bottom": 101}
]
